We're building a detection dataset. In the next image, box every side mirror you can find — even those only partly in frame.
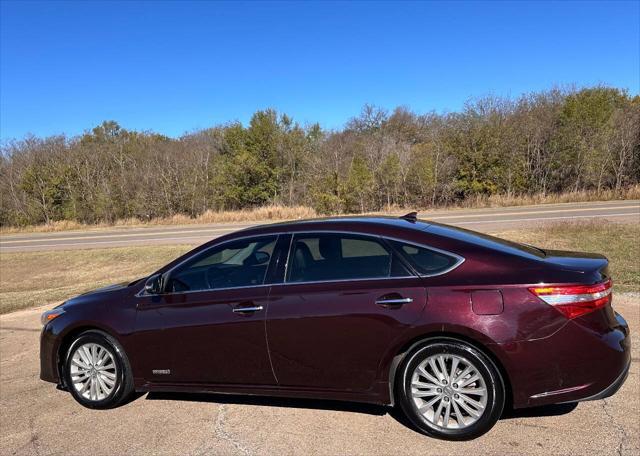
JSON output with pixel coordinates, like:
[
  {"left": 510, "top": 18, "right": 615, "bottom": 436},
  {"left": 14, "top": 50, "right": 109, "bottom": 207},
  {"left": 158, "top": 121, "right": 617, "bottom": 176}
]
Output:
[{"left": 144, "top": 273, "right": 163, "bottom": 295}]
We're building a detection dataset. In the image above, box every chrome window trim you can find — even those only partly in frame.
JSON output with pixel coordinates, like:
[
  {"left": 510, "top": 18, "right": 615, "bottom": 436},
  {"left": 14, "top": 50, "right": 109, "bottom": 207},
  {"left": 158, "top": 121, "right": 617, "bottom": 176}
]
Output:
[
  {"left": 284, "top": 231, "right": 399, "bottom": 284},
  {"left": 282, "top": 231, "right": 465, "bottom": 285},
  {"left": 137, "top": 233, "right": 280, "bottom": 297},
  {"left": 136, "top": 282, "right": 272, "bottom": 298},
  {"left": 282, "top": 232, "right": 295, "bottom": 284},
  {"left": 279, "top": 275, "right": 418, "bottom": 287},
  {"left": 136, "top": 275, "right": 419, "bottom": 298},
  {"left": 137, "top": 229, "right": 465, "bottom": 297}
]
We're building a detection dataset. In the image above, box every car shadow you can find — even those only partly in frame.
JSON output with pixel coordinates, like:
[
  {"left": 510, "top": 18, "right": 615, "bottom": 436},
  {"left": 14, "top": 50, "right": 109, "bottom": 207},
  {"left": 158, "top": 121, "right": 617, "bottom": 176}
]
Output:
[
  {"left": 501, "top": 402, "right": 578, "bottom": 419},
  {"left": 143, "top": 391, "right": 578, "bottom": 428},
  {"left": 145, "top": 391, "right": 388, "bottom": 416}
]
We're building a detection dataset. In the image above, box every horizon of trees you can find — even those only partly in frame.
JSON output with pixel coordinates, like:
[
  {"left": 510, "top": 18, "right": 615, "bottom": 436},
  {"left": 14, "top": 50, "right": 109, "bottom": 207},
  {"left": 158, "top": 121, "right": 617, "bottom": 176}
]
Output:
[{"left": 1, "top": 85, "right": 638, "bottom": 227}]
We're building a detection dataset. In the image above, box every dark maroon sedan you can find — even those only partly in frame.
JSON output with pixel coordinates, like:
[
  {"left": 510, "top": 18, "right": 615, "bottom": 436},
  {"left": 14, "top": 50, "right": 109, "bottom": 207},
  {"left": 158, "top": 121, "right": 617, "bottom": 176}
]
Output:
[{"left": 40, "top": 214, "right": 630, "bottom": 440}]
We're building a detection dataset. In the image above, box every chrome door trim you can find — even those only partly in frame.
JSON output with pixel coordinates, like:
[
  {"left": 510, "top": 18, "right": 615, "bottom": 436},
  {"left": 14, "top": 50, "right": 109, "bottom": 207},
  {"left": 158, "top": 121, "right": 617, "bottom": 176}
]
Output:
[{"left": 137, "top": 229, "right": 466, "bottom": 297}]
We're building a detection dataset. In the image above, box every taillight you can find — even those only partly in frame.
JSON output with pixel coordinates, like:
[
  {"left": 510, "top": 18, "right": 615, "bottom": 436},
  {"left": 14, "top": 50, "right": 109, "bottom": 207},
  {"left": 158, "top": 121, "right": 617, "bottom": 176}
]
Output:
[{"left": 529, "top": 279, "right": 612, "bottom": 319}]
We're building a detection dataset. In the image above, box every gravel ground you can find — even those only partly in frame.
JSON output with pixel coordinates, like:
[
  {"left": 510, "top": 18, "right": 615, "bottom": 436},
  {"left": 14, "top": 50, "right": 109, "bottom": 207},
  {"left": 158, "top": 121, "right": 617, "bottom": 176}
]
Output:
[{"left": 1, "top": 296, "right": 638, "bottom": 456}]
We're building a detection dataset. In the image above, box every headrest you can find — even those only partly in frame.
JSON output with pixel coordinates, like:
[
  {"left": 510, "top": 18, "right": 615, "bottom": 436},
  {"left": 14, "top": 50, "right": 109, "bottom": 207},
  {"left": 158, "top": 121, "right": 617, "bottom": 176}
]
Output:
[
  {"left": 294, "top": 242, "right": 314, "bottom": 268},
  {"left": 318, "top": 236, "right": 342, "bottom": 261}
]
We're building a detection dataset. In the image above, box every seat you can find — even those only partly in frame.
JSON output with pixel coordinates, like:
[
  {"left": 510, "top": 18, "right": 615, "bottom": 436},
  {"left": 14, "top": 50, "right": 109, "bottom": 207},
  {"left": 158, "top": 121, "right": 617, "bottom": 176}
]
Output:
[
  {"left": 291, "top": 242, "right": 315, "bottom": 281},
  {"left": 317, "top": 236, "right": 344, "bottom": 279}
]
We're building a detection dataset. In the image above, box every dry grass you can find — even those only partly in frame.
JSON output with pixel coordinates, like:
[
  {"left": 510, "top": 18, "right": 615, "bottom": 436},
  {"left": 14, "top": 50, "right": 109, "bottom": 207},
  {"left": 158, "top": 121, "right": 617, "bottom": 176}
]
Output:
[
  {"left": 458, "top": 185, "right": 640, "bottom": 209},
  {"left": 0, "top": 205, "right": 317, "bottom": 235},
  {"left": 0, "top": 245, "right": 194, "bottom": 314},
  {"left": 1, "top": 220, "right": 637, "bottom": 315},
  {"left": 161, "top": 205, "right": 317, "bottom": 225},
  {"left": 377, "top": 185, "right": 640, "bottom": 213},
  {"left": 2, "top": 186, "right": 638, "bottom": 235},
  {"left": 492, "top": 220, "right": 639, "bottom": 292}
]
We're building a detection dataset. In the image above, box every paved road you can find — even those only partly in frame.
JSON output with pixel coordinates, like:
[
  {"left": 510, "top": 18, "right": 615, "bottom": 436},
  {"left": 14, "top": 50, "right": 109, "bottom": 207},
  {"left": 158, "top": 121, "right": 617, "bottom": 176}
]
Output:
[
  {"left": 1, "top": 295, "right": 637, "bottom": 456},
  {"left": 1, "top": 200, "right": 639, "bottom": 252}
]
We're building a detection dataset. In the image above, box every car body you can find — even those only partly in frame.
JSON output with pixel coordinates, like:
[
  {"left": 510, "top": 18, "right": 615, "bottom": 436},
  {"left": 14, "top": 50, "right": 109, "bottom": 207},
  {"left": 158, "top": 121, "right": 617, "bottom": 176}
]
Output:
[{"left": 40, "top": 215, "right": 631, "bottom": 439}]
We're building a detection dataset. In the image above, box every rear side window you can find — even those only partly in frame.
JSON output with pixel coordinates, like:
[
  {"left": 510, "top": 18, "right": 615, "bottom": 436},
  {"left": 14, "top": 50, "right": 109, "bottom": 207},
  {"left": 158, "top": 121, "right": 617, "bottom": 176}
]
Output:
[
  {"left": 390, "top": 240, "right": 460, "bottom": 276},
  {"left": 287, "top": 233, "right": 397, "bottom": 283}
]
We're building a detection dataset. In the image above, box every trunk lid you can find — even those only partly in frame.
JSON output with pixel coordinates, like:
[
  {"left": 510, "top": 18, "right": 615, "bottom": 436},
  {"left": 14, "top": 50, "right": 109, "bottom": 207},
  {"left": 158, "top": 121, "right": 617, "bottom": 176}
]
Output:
[{"left": 541, "top": 249, "right": 610, "bottom": 282}]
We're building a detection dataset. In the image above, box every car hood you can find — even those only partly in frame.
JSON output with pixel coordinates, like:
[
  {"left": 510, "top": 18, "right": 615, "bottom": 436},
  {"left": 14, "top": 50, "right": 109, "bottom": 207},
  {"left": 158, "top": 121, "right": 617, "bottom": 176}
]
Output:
[
  {"left": 62, "top": 281, "right": 132, "bottom": 309},
  {"left": 78, "top": 282, "right": 130, "bottom": 296}
]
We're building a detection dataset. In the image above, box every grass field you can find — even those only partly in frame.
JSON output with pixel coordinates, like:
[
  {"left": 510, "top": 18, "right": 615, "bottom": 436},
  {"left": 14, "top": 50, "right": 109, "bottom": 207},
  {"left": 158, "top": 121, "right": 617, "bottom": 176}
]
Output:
[
  {"left": 496, "top": 221, "right": 639, "bottom": 292},
  {"left": 0, "top": 220, "right": 637, "bottom": 314},
  {"left": 0, "top": 245, "right": 194, "bottom": 314}
]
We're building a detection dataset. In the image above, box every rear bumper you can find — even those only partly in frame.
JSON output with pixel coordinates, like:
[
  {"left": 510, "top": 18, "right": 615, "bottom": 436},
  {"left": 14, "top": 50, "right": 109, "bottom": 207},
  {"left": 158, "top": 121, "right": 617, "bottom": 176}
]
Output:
[
  {"left": 575, "top": 357, "right": 630, "bottom": 402},
  {"left": 500, "top": 309, "right": 631, "bottom": 408}
]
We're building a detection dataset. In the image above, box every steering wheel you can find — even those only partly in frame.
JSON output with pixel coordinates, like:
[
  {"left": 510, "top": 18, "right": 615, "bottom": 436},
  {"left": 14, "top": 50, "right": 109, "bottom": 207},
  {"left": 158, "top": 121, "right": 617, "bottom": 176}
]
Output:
[
  {"left": 170, "top": 277, "right": 190, "bottom": 292},
  {"left": 206, "top": 266, "right": 234, "bottom": 290}
]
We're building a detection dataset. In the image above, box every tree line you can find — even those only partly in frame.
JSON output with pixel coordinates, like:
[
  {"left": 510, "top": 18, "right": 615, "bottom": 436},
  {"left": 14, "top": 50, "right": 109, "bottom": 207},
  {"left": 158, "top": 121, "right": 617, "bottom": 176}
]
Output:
[{"left": 1, "top": 86, "right": 638, "bottom": 227}]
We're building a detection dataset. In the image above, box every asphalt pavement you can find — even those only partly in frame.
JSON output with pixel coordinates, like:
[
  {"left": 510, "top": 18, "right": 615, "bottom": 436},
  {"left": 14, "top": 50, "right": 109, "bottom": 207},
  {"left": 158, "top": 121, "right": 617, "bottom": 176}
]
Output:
[{"left": 1, "top": 200, "right": 639, "bottom": 252}]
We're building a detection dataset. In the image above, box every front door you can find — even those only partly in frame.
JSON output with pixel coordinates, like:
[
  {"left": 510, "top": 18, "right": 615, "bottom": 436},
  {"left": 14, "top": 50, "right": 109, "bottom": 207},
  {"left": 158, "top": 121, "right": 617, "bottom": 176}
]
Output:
[{"left": 134, "top": 235, "right": 279, "bottom": 386}]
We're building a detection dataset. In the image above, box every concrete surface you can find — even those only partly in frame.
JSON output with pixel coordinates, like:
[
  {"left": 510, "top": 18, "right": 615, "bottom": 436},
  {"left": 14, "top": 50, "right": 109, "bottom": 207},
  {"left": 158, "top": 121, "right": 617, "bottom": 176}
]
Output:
[
  {"left": 1, "top": 200, "right": 639, "bottom": 252},
  {"left": 0, "top": 295, "right": 638, "bottom": 455}
]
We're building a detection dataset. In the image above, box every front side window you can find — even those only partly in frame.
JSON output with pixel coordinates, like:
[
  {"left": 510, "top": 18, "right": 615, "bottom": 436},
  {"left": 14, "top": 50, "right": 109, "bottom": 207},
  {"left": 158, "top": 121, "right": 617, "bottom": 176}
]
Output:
[
  {"left": 390, "top": 240, "right": 460, "bottom": 276},
  {"left": 287, "top": 233, "right": 395, "bottom": 283},
  {"left": 166, "top": 235, "right": 277, "bottom": 292}
]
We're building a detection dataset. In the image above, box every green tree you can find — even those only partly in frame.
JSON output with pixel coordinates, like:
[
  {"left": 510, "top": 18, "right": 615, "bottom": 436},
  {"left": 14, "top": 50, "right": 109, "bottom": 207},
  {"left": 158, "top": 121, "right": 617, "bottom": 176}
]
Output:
[
  {"left": 554, "top": 87, "right": 628, "bottom": 191},
  {"left": 341, "top": 155, "right": 374, "bottom": 212}
]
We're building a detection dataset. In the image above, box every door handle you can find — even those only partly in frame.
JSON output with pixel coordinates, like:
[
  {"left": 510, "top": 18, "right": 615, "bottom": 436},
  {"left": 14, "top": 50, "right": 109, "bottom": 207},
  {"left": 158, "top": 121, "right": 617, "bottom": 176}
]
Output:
[
  {"left": 232, "top": 305, "right": 264, "bottom": 313},
  {"left": 375, "top": 297, "right": 413, "bottom": 307}
]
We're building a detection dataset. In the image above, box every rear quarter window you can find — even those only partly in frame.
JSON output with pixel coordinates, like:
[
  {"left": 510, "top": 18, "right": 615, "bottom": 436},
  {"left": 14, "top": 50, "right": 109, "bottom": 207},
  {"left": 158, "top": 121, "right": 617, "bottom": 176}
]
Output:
[{"left": 390, "top": 240, "right": 461, "bottom": 276}]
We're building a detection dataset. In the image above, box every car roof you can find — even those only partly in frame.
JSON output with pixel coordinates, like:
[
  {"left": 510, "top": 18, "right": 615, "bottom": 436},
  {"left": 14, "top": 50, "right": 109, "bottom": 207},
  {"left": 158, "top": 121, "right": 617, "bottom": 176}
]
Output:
[
  {"left": 239, "top": 215, "right": 432, "bottom": 234},
  {"left": 233, "top": 215, "right": 544, "bottom": 260}
]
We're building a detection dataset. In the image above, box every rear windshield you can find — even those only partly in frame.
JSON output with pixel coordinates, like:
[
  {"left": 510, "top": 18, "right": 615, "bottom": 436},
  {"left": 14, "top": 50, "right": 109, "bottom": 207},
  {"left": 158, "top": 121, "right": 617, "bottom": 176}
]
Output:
[{"left": 425, "top": 223, "right": 546, "bottom": 259}]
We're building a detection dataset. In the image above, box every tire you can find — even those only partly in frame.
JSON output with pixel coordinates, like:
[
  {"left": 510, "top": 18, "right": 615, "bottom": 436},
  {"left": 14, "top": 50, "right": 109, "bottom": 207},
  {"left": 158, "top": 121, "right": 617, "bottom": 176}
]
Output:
[
  {"left": 396, "top": 339, "right": 505, "bottom": 440},
  {"left": 63, "top": 330, "right": 134, "bottom": 409}
]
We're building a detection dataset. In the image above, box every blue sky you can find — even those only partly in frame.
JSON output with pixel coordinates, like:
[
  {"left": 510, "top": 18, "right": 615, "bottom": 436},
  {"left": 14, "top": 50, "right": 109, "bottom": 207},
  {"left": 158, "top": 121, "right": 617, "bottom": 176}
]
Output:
[{"left": 1, "top": 0, "right": 638, "bottom": 141}]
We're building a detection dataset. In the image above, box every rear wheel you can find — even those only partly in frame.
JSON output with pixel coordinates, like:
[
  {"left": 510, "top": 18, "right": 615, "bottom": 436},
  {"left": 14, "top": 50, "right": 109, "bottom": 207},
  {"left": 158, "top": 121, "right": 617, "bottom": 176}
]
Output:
[
  {"left": 63, "top": 330, "right": 134, "bottom": 409},
  {"left": 397, "top": 340, "right": 505, "bottom": 440}
]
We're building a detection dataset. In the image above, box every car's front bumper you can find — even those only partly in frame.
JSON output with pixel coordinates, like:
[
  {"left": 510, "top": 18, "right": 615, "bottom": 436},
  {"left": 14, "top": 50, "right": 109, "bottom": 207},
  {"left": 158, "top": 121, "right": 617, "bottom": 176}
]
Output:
[{"left": 40, "top": 322, "right": 61, "bottom": 384}]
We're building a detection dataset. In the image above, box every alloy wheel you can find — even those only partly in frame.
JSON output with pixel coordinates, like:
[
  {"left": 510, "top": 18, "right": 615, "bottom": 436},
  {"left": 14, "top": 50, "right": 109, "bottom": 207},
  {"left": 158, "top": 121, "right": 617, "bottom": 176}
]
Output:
[
  {"left": 69, "top": 342, "right": 118, "bottom": 401},
  {"left": 410, "top": 353, "right": 488, "bottom": 429}
]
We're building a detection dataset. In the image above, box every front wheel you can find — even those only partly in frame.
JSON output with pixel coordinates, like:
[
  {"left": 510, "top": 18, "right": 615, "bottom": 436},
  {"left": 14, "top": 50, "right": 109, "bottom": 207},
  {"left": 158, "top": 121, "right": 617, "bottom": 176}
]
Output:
[
  {"left": 396, "top": 340, "right": 505, "bottom": 440},
  {"left": 63, "top": 330, "right": 134, "bottom": 409}
]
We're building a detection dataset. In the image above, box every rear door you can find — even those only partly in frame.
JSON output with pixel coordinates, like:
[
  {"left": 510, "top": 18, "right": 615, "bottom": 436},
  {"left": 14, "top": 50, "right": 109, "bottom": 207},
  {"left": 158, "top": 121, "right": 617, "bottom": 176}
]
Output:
[{"left": 266, "top": 232, "right": 427, "bottom": 393}]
